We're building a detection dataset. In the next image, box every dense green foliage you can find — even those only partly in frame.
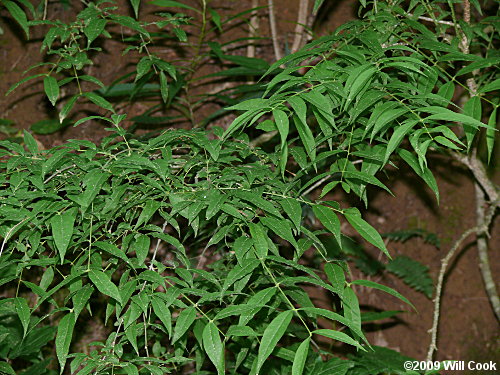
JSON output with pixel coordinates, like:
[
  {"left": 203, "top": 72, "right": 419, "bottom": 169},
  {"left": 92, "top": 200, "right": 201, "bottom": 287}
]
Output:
[{"left": 0, "top": 0, "right": 498, "bottom": 374}]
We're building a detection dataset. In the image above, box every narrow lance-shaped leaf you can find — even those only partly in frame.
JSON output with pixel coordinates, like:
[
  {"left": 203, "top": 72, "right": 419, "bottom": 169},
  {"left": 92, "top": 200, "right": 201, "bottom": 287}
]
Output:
[
  {"left": 313, "top": 329, "right": 365, "bottom": 350},
  {"left": 159, "top": 71, "right": 168, "bottom": 103},
  {"left": 23, "top": 130, "right": 38, "bottom": 154},
  {"left": 312, "top": 204, "right": 341, "bottom": 247},
  {"left": 83, "top": 92, "right": 115, "bottom": 113},
  {"left": 59, "top": 95, "right": 79, "bottom": 123},
  {"left": 172, "top": 306, "right": 196, "bottom": 343},
  {"left": 256, "top": 310, "right": 293, "bottom": 373},
  {"left": 324, "top": 263, "right": 345, "bottom": 297},
  {"left": 249, "top": 223, "right": 268, "bottom": 259},
  {"left": 342, "top": 286, "right": 361, "bottom": 335},
  {"left": 203, "top": 322, "right": 225, "bottom": 375},
  {"left": 83, "top": 18, "right": 107, "bottom": 46},
  {"left": 14, "top": 297, "right": 30, "bottom": 338},
  {"left": 50, "top": 208, "right": 78, "bottom": 263},
  {"left": 292, "top": 337, "right": 310, "bottom": 375},
  {"left": 486, "top": 108, "right": 497, "bottom": 163},
  {"left": 344, "top": 207, "right": 390, "bottom": 258},
  {"left": 56, "top": 312, "right": 76, "bottom": 373},
  {"left": 351, "top": 279, "right": 415, "bottom": 309},
  {"left": 279, "top": 198, "right": 302, "bottom": 231},
  {"left": 151, "top": 296, "right": 172, "bottom": 337},
  {"left": 273, "top": 109, "right": 289, "bottom": 150},
  {"left": 44, "top": 76, "right": 59, "bottom": 106},
  {"left": 3, "top": 1, "right": 29, "bottom": 38},
  {"left": 88, "top": 270, "right": 122, "bottom": 304}
]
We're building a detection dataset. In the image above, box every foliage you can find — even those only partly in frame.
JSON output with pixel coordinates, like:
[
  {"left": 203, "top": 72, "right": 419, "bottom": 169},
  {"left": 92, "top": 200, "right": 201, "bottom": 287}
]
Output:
[
  {"left": 0, "top": 0, "right": 498, "bottom": 374},
  {"left": 387, "top": 256, "right": 434, "bottom": 298}
]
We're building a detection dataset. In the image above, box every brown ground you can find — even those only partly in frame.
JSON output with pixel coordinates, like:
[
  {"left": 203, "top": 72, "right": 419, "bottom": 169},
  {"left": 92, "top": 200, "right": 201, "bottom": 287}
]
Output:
[{"left": 1, "top": 0, "right": 498, "bottom": 372}]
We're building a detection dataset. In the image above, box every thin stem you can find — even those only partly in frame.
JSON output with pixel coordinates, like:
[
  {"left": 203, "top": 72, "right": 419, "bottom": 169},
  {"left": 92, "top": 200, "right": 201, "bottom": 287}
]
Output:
[
  {"left": 291, "top": 0, "right": 309, "bottom": 53},
  {"left": 247, "top": 0, "right": 260, "bottom": 59},
  {"left": 427, "top": 202, "right": 497, "bottom": 361},
  {"left": 474, "top": 183, "right": 500, "bottom": 322},
  {"left": 268, "top": 0, "right": 282, "bottom": 61}
]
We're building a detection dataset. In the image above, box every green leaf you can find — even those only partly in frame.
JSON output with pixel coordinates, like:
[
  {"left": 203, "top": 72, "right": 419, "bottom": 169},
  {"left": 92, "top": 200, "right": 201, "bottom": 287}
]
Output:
[
  {"left": 279, "top": 198, "right": 302, "bottom": 231},
  {"left": 437, "top": 81, "right": 455, "bottom": 101},
  {"left": 83, "top": 92, "right": 115, "bottom": 113},
  {"left": 344, "top": 208, "right": 390, "bottom": 258},
  {"left": 351, "top": 279, "right": 415, "bottom": 309},
  {"left": 130, "top": 0, "right": 141, "bottom": 18},
  {"left": 324, "top": 263, "right": 345, "bottom": 297},
  {"left": 456, "top": 57, "right": 500, "bottom": 76},
  {"left": 6, "top": 73, "right": 45, "bottom": 96},
  {"left": 345, "top": 65, "right": 376, "bottom": 104},
  {"left": 172, "top": 306, "right": 196, "bottom": 343},
  {"left": 14, "top": 297, "right": 30, "bottom": 337},
  {"left": 94, "top": 241, "right": 128, "bottom": 263},
  {"left": 3, "top": 1, "right": 29, "bottom": 38},
  {"left": 384, "top": 120, "right": 418, "bottom": 164},
  {"left": 151, "top": 295, "right": 172, "bottom": 337},
  {"left": 313, "top": 0, "right": 325, "bottom": 13},
  {"left": 342, "top": 286, "right": 361, "bottom": 335},
  {"left": 59, "top": 95, "right": 79, "bottom": 123},
  {"left": 203, "top": 322, "right": 225, "bottom": 375},
  {"left": 209, "top": 7, "right": 222, "bottom": 32},
  {"left": 256, "top": 310, "right": 293, "bottom": 373},
  {"left": 123, "top": 364, "right": 139, "bottom": 375},
  {"left": 222, "top": 258, "right": 260, "bottom": 294},
  {"left": 0, "top": 362, "right": 15, "bottom": 375},
  {"left": 486, "top": 108, "right": 497, "bottom": 163},
  {"left": 312, "top": 205, "right": 341, "bottom": 246},
  {"left": 150, "top": 0, "right": 199, "bottom": 12},
  {"left": 44, "top": 76, "right": 59, "bottom": 106},
  {"left": 23, "top": 129, "right": 38, "bottom": 154},
  {"left": 249, "top": 223, "right": 269, "bottom": 259},
  {"left": 421, "top": 106, "right": 487, "bottom": 128},
  {"left": 273, "top": 109, "right": 289, "bottom": 150},
  {"left": 72, "top": 285, "right": 94, "bottom": 317},
  {"left": 84, "top": 18, "right": 106, "bottom": 45},
  {"left": 261, "top": 216, "right": 297, "bottom": 247},
  {"left": 56, "top": 312, "right": 76, "bottom": 373},
  {"left": 292, "top": 337, "right": 310, "bottom": 375},
  {"left": 50, "top": 208, "right": 77, "bottom": 263},
  {"left": 313, "top": 329, "right": 365, "bottom": 350},
  {"left": 387, "top": 256, "right": 434, "bottom": 298},
  {"left": 480, "top": 78, "right": 500, "bottom": 93},
  {"left": 239, "top": 287, "right": 276, "bottom": 326},
  {"left": 133, "top": 234, "right": 150, "bottom": 265},
  {"left": 398, "top": 149, "right": 439, "bottom": 203},
  {"left": 159, "top": 71, "right": 168, "bottom": 103},
  {"left": 288, "top": 96, "right": 316, "bottom": 161},
  {"left": 31, "top": 118, "right": 71, "bottom": 134},
  {"left": 88, "top": 270, "right": 122, "bottom": 304}
]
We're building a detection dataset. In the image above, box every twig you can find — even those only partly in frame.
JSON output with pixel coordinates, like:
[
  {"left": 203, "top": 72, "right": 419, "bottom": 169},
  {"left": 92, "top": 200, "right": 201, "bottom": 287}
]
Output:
[
  {"left": 427, "top": 202, "right": 498, "bottom": 361},
  {"left": 452, "top": 152, "right": 499, "bottom": 203},
  {"left": 249, "top": 130, "right": 278, "bottom": 147},
  {"left": 301, "top": 160, "right": 363, "bottom": 197},
  {"left": 247, "top": 0, "right": 260, "bottom": 59},
  {"left": 44, "top": 164, "right": 76, "bottom": 184},
  {"left": 268, "top": 0, "right": 282, "bottom": 61},
  {"left": 149, "top": 221, "right": 169, "bottom": 271},
  {"left": 0, "top": 218, "right": 29, "bottom": 258},
  {"left": 291, "top": 0, "right": 309, "bottom": 53},
  {"left": 417, "top": 15, "right": 457, "bottom": 27},
  {"left": 474, "top": 183, "right": 500, "bottom": 322}
]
